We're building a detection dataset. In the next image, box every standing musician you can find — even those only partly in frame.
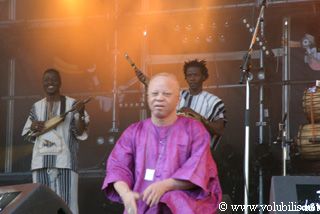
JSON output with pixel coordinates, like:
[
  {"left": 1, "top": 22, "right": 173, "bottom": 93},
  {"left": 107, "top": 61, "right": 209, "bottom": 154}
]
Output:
[
  {"left": 126, "top": 56, "right": 226, "bottom": 149},
  {"left": 22, "top": 68, "right": 90, "bottom": 214}
]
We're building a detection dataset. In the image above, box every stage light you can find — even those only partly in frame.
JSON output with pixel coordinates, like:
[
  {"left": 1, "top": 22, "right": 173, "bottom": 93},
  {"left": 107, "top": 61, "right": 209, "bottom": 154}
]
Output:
[
  {"left": 301, "top": 34, "right": 320, "bottom": 71},
  {"left": 182, "top": 36, "right": 188, "bottom": 44},
  {"left": 242, "top": 17, "right": 274, "bottom": 57},
  {"left": 174, "top": 24, "right": 180, "bottom": 32},
  {"left": 265, "top": 50, "right": 270, "bottom": 56},
  {"left": 224, "top": 21, "right": 230, "bottom": 28},
  {"left": 219, "top": 34, "right": 225, "bottom": 43},
  {"left": 257, "top": 70, "right": 265, "bottom": 80},
  {"left": 108, "top": 135, "right": 115, "bottom": 144},
  {"left": 143, "top": 30, "right": 147, "bottom": 37},
  {"left": 199, "top": 23, "right": 205, "bottom": 31},
  {"left": 96, "top": 136, "right": 105, "bottom": 145},
  {"left": 194, "top": 36, "right": 201, "bottom": 43},
  {"left": 206, "top": 35, "right": 213, "bottom": 43},
  {"left": 301, "top": 34, "right": 315, "bottom": 48},
  {"left": 185, "top": 24, "right": 192, "bottom": 31},
  {"left": 211, "top": 22, "right": 217, "bottom": 30}
]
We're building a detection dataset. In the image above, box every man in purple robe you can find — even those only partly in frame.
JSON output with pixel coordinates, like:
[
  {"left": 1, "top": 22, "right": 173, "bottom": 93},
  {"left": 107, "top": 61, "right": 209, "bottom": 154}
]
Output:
[{"left": 102, "top": 73, "right": 222, "bottom": 214}]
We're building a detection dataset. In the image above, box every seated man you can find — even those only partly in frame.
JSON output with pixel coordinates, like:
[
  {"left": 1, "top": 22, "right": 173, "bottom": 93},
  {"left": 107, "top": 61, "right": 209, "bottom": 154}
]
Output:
[{"left": 102, "top": 73, "right": 222, "bottom": 214}]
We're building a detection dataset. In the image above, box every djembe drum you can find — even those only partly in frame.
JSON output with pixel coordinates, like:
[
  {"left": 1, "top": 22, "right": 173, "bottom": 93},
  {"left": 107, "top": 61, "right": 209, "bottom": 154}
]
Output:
[
  {"left": 303, "top": 87, "right": 320, "bottom": 123},
  {"left": 296, "top": 124, "right": 320, "bottom": 160},
  {"left": 293, "top": 87, "right": 320, "bottom": 174}
]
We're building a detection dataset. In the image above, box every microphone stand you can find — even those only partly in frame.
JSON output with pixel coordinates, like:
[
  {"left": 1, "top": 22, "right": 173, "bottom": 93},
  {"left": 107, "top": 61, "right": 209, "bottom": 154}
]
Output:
[
  {"left": 240, "top": 1, "right": 267, "bottom": 213},
  {"left": 273, "top": 113, "right": 292, "bottom": 176}
]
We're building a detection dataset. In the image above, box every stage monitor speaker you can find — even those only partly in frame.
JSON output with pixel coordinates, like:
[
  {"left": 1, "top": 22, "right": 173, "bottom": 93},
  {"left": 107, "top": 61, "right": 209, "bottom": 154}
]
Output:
[
  {"left": 269, "top": 176, "right": 320, "bottom": 214},
  {"left": 0, "top": 183, "right": 72, "bottom": 214}
]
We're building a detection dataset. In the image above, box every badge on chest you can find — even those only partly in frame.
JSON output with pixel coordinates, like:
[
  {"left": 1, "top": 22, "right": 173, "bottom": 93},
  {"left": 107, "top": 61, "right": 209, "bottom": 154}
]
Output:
[{"left": 144, "top": 169, "right": 155, "bottom": 181}]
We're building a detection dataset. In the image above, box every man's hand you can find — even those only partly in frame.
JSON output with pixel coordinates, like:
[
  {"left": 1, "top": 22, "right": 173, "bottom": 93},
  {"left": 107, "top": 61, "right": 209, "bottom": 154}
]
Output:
[
  {"left": 31, "top": 121, "right": 45, "bottom": 132},
  {"left": 121, "top": 191, "right": 140, "bottom": 214},
  {"left": 74, "top": 101, "right": 85, "bottom": 115},
  {"left": 114, "top": 181, "right": 140, "bottom": 214},
  {"left": 178, "top": 107, "right": 202, "bottom": 121},
  {"left": 142, "top": 181, "right": 169, "bottom": 207}
]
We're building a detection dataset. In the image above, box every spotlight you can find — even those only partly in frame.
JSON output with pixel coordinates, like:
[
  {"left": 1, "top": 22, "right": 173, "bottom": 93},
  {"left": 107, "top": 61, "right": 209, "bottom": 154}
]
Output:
[
  {"left": 265, "top": 50, "right": 270, "bottom": 56},
  {"left": 301, "top": 33, "right": 320, "bottom": 71},
  {"left": 257, "top": 70, "right": 265, "bottom": 80},
  {"left": 174, "top": 24, "right": 180, "bottom": 32},
  {"left": 199, "top": 23, "right": 205, "bottom": 30},
  {"left": 185, "top": 24, "right": 192, "bottom": 31},
  {"left": 194, "top": 36, "right": 201, "bottom": 43},
  {"left": 242, "top": 17, "right": 274, "bottom": 57},
  {"left": 211, "top": 22, "right": 216, "bottom": 30},
  {"left": 224, "top": 21, "right": 230, "bottom": 28},
  {"left": 96, "top": 136, "right": 105, "bottom": 145},
  {"left": 107, "top": 135, "right": 115, "bottom": 144},
  {"left": 206, "top": 35, "right": 213, "bottom": 43},
  {"left": 301, "top": 34, "right": 315, "bottom": 48},
  {"left": 219, "top": 34, "right": 225, "bottom": 43},
  {"left": 182, "top": 36, "right": 188, "bottom": 44},
  {"left": 143, "top": 30, "right": 147, "bottom": 37}
]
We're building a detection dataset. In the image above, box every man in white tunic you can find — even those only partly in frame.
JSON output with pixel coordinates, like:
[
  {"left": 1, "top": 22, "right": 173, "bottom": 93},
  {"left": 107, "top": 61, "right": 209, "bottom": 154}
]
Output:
[
  {"left": 22, "top": 68, "right": 89, "bottom": 214},
  {"left": 177, "top": 59, "right": 226, "bottom": 149}
]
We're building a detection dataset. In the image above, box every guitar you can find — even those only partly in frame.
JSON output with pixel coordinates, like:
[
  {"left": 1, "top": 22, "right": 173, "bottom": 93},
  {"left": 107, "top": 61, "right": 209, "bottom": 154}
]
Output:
[{"left": 25, "top": 97, "right": 91, "bottom": 141}]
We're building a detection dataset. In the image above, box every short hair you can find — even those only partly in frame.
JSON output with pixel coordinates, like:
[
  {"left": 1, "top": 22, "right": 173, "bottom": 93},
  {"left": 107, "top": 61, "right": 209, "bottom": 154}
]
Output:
[
  {"left": 148, "top": 72, "right": 180, "bottom": 93},
  {"left": 43, "top": 68, "right": 61, "bottom": 83},
  {"left": 183, "top": 59, "right": 209, "bottom": 80}
]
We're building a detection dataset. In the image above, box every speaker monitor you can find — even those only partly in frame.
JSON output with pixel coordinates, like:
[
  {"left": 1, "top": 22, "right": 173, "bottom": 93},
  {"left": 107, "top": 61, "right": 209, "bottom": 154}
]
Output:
[
  {"left": 0, "top": 183, "right": 72, "bottom": 214},
  {"left": 269, "top": 176, "right": 320, "bottom": 214}
]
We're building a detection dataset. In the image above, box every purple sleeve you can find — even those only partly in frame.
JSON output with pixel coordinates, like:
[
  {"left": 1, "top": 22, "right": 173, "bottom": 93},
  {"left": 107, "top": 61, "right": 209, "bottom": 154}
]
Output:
[
  {"left": 170, "top": 120, "right": 222, "bottom": 200},
  {"left": 101, "top": 125, "right": 136, "bottom": 203}
]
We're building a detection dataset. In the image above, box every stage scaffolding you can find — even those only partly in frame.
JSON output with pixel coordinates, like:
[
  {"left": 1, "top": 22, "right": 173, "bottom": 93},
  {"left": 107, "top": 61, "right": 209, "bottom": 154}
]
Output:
[{"left": 0, "top": 0, "right": 319, "bottom": 209}]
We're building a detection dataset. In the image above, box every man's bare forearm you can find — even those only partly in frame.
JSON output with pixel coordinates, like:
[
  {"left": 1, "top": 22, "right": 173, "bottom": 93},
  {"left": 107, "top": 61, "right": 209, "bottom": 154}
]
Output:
[
  {"left": 114, "top": 181, "right": 131, "bottom": 197},
  {"left": 161, "top": 178, "right": 196, "bottom": 192}
]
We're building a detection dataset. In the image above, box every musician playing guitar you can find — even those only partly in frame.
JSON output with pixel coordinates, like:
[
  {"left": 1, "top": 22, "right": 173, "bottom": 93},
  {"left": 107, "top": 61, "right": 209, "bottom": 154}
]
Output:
[
  {"left": 127, "top": 56, "right": 226, "bottom": 149},
  {"left": 22, "top": 68, "right": 90, "bottom": 214}
]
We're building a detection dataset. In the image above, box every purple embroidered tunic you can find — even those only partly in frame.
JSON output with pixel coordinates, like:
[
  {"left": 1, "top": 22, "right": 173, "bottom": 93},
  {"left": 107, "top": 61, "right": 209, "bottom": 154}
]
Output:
[{"left": 102, "top": 116, "right": 222, "bottom": 214}]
